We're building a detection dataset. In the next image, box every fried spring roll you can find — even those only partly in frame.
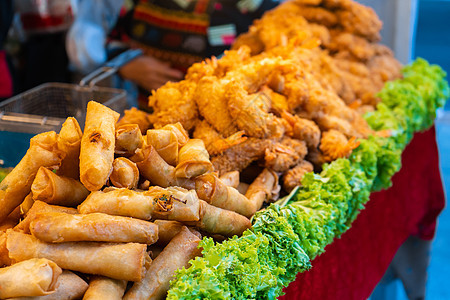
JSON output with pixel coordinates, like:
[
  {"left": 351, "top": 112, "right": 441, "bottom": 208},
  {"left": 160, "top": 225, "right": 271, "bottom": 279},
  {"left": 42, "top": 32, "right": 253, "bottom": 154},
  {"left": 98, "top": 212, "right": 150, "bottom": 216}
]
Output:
[
  {"left": 80, "top": 101, "right": 120, "bottom": 191},
  {"left": 146, "top": 129, "right": 178, "bottom": 166},
  {"left": 153, "top": 220, "right": 184, "bottom": 246},
  {"left": 31, "top": 167, "right": 89, "bottom": 207},
  {"left": 124, "top": 226, "right": 202, "bottom": 300},
  {"left": 15, "top": 201, "right": 78, "bottom": 233},
  {"left": 187, "top": 200, "right": 251, "bottom": 237},
  {"left": 160, "top": 122, "right": 189, "bottom": 147},
  {"left": 130, "top": 145, "right": 176, "bottom": 187},
  {"left": 78, "top": 188, "right": 157, "bottom": 220},
  {"left": 57, "top": 117, "right": 82, "bottom": 179},
  {"left": 0, "top": 232, "right": 11, "bottom": 266},
  {"left": 6, "top": 230, "right": 150, "bottom": 282},
  {"left": 116, "top": 107, "right": 151, "bottom": 134},
  {"left": 195, "top": 173, "right": 256, "bottom": 218},
  {"left": 0, "top": 132, "right": 64, "bottom": 222},
  {"left": 149, "top": 187, "right": 200, "bottom": 222},
  {"left": 9, "top": 271, "right": 89, "bottom": 300},
  {"left": 219, "top": 171, "right": 240, "bottom": 188},
  {"left": 110, "top": 157, "right": 139, "bottom": 189},
  {"left": 0, "top": 258, "right": 61, "bottom": 298},
  {"left": 175, "top": 139, "right": 213, "bottom": 178},
  {"left": 20, "top": 193, "right": 35, "bottom": 216},
  {"left": 8, "top": 270, "right": 88, "bottom": 300},
  {"left": 30, "top": 212, "right": 158, "bottom": 244},
  {"left": 115, "top": 124, "right": 144, "bottom": 156},
  {"left": 245, "top": 168, "right": 280, "bottom": 211},
  {"left": 83, "top": 276, "right": 127, "bottom": 300}
]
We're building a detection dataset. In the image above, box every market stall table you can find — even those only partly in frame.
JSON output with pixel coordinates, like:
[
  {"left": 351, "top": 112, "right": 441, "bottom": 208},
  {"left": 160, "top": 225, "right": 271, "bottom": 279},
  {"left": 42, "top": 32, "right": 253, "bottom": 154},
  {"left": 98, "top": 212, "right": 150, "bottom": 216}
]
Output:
[{"left": 281, "top": 127, "right": 445, "bottom": 300}]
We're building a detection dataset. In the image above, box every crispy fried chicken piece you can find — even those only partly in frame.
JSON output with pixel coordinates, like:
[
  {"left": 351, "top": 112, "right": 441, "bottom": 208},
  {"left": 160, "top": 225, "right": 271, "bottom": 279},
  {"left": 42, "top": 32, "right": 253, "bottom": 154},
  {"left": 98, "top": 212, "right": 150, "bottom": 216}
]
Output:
[
  {"left": 264, "top": 138, "right": 307, "bottom": 172},
  {"left": 211, "top": 138, "right": 272, "bottom": 175},
  {"left": 319, "top": 129, "right": 360, "bottom": 161},
  {"left": 193, "top": 120, "right": 247, "bottom": 156},
  {"left": 226, "top": 81, "right": 287, "bottom": 139},
  {"left": 116, "top": 107, "right": 151, "bottom": 134},
  {"left": 368, "top": 54, "right": 403, "bottom": 83},
  {"left": 148, "top": 80, "right": 198, "bottom": 130},
  {"left": 261, "top": 85, "right": 289, "bottom": 114},
  {"left": 336, "top": 1, "right": 383, "bottom": 42},
  {"left": 282, "top": 112, "right": 321, "bottom": 149},
  {"left": 283, "top": 160, "right": 314, "bottom": 192},
  {"left": 232, "top": 31, "right": 266, "bottom": 55},
  {"left": 293, "top": 4, "right": 338, "bottom": 27},
  {"left": 329, "top": 31, "right": 376, "bottom": 61},
  {"left": 194, "top": 76, "right": 238, "bottom": 136}
]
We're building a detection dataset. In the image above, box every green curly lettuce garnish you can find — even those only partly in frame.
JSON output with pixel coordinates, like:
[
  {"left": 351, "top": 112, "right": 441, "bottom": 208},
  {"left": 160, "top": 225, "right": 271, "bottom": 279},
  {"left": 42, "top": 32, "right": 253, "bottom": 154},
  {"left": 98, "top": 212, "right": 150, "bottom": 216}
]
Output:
[{"left": 167, "top": 58, "right": 449, "bottom": 300}]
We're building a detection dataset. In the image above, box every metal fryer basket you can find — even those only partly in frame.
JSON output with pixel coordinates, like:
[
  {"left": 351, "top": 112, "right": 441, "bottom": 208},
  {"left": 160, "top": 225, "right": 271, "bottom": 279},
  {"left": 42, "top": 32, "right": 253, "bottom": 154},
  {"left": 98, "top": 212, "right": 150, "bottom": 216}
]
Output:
[
  {"left": 0, "top": 82, "right": 127, "bottom": 133},
  {"left": 0, "top": 49, "right": 142, "bottom": 167},
  {"left": 0, "top": 83, "right": 128, "bottom": 168}
]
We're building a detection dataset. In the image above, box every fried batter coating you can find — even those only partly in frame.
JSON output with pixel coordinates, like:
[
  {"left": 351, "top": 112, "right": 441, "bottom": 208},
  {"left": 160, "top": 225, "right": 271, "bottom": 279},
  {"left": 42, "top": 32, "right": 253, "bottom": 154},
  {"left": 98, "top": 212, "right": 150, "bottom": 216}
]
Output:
[
  {"left": 264, "top": 138, "right": 307, "bottom": 172},
  {"left": 282, "top": 112, "right": 321, "bottom": 149},
  {"left": 336, "top": 1, "right": 382, "bottom": 42},
  {"left": 319, "top": 129, "right": 360, "bottom": 161},
  {"left": 283, "top": 160, "right": 314, "bottom": 192},
  {"left": 211, "top": 138, "right": 271, "bottom": 175},
  {"left": 193, "top": 120, "right": 247, "bottom": 156},
  {"left": 194, "top": 77, "right": 237, "bottom": 136},
  {"left": 148, "top": 80, "right": 198, "bottom": 130}
]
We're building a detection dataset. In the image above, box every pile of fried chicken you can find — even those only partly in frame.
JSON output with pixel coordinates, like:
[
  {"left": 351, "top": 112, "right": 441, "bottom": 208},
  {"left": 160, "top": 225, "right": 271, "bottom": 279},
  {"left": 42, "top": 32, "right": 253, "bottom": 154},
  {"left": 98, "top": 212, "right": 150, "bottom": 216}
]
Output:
[{"left": 142, "top": 0, "right": 402, "bottom": 193}]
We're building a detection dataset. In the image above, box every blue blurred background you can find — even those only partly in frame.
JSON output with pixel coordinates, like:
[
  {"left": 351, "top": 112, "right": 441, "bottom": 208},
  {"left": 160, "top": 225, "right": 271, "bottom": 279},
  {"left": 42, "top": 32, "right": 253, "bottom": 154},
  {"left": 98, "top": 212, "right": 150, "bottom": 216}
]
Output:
[{"left": 392, "top": 0, "right": 450, "bottom": 298}]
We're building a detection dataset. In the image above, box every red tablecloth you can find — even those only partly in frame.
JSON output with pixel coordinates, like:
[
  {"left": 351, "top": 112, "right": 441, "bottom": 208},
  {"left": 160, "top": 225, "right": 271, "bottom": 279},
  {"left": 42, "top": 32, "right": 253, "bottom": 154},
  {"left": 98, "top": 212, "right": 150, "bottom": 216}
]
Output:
[{"left": 281, "top": 126, "right": 445, "bottom": 300}]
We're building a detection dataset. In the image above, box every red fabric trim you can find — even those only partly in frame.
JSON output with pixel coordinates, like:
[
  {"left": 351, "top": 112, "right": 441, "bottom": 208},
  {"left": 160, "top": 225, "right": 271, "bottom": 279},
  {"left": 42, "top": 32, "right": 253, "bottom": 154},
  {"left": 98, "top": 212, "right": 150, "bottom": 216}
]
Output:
[
  {"left": 0, "top": 51, "right": 13, "bottom": 98},
  {"left": 281, "top": 126, "right": 445, "bottom": 300},
  {"left": 20, "top": 13, "right": 66, "bottom": 30},
  {"left": 133, "top": 10, "right": 208, "bottom": 34}
]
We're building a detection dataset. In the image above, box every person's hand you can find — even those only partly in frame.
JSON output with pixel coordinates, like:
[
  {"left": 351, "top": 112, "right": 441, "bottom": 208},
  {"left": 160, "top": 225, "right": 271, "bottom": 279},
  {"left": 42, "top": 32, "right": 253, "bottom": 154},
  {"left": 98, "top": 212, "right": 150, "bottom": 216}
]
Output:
[{"left": 118, "top": 55, "right": 184, "bottom": 91}]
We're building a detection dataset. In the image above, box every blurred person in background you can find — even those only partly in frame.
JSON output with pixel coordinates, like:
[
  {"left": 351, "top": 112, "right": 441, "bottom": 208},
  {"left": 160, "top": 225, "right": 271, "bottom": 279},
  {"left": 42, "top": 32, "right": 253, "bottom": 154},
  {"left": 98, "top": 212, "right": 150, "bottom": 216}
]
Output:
[
  {"left": 12, "top": 0, "right": 74, "bottom": 91},
  {"left": 66, "top": 0, "right": 280, "bottom": 108}
]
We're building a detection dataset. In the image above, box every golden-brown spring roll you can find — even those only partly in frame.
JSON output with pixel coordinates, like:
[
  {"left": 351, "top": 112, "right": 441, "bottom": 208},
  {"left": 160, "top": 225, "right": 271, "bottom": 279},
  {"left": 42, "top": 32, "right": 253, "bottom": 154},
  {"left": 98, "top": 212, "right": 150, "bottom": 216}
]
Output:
[
  {"left": 15, "top": 201, "right": 78, "bottom": 233},
  {"left": 237, "top": 182, "right": 249, "bottom": 195},
  {"left": 0, "top": 258, "right": 61, "bottom": 298},
  {"left": 78, "top": 188, "right": 156, "bottom": 220},
  {"left": 124, "top": 226, "right": 202, "bottom": 300},
  {"left": 0, "top": 215, "right": 18, "bottom": 232},
  {"left": 149, "top": 187, "right": 200, "bottom": 222},
  {"left": 109, "top": 157, "right": 139, "bottom": 189},
  {"left": 219, "top": 171, "right": 240, "bottom": 188},
  {"left": 187, "top": 200, "right": 251, "bottom": 237},
  {"left": 0, "top": 132, "right": 65, "bottom": 223},
  {"left": 130, "top": 145, "right": 176, "bottom": 187},
  {"left": 20, "top": 193, "right": 35, "bottom": 216},
  {"left": 57, "top": 117, "right": 83, "bottom": 179},
  {"left": 146, "top": 129, "right": 178, "bottom": 166},
  {"left": 0, "top": 232, "right": 11, "bottom": 266},
  {"left": 116, "top": 107, "right": 150, "bottom": 134},
  {"left": 195, "top": 173, "right": 255, "bottom": 218},
  {"left": 31, "top": 167, "right": 90, "bottom": 207},
  {"left": 6, "top": 230, "right": 150, "bottom": 282},
  {"left": 30, "top": 212, "right": 158, "bottom": 244},
  {"left": 9, "top": 270, "right": 89, "bottom": 300},
  {"left": 175, "top": 139, "right": 213, "bottom": 178},
  {"left": 160, "top": 122, "right": 189, "bottom": 147},
  {"left": 83, "top": 276, "right": 127, "bottom": 300},
  {"left": 245, "top": 168, "right": 280, "bottom": 211},
  {"left": 80, "top": 101, "right": 120, "bottom": 191},
  {"left": 115, "top": 124, "right": 144, "bottom": 156},
  {"left": 154, "top": 220, "right": 184, "bottom": 246}
]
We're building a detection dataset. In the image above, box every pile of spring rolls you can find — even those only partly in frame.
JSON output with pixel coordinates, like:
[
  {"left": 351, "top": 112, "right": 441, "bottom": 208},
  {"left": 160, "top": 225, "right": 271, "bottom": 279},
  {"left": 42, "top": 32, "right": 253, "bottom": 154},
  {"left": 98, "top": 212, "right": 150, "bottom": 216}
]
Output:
[{"left": 0, "top": 101, "right": 280, "bottom": 299}]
